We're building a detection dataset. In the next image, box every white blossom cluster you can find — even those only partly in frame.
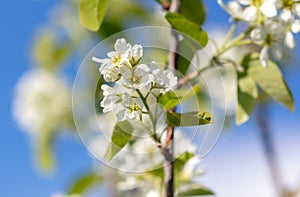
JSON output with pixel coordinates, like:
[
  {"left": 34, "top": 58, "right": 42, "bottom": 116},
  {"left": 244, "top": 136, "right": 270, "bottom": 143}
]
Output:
[
  {"left": 218, "top": 0, "right": 300, "bottom": 66},
  {"left": 115, "top": 131, "right": 202, "bottom": 196},
  {"left": 92, "top": 38, "right": 177, "bottom": 121},
  {"left": 13, "top": 70, "right": 71, "bottom": 135}
]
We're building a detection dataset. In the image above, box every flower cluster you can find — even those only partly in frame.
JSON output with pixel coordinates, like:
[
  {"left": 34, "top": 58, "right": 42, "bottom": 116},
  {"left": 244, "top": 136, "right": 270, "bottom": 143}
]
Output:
[
  {"left": 219, "top": 0, "right": 300, "bottom": 66},
  {"left": 13, "top": 70, "right": 72, "bottom": 134},
  {"left": 92, "top": 38, "right": 177, "bottom": 121}
]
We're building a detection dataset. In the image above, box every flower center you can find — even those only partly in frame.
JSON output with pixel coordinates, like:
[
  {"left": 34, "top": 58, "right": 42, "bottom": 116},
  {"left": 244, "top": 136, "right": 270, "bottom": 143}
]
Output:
[
  {"left": 265, "top": 33, "right": 273, "bottom": 45},
  {"left": 129, "top": 104, "right": 141, "bottom": 111},
  {"left": 128, "top": 75, "right": 142, "bottom": 85},
  {"left": 283, "top": 0, "right": 294, "bottom": 9},
  {"left": 112, "top": 55, "right": 122, "bottom": 68},
  {"left": 252, "top": 0, "right": 263, "bottom": 7}
]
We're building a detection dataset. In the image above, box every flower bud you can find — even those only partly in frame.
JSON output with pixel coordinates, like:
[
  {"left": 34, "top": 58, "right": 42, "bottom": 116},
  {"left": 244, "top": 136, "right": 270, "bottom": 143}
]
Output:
[
  {"left": 131, "top": 44, "right": 143, "bottom": 65},
  {"left": 103, "top": 70, "right": 120, "bottom": 82}
]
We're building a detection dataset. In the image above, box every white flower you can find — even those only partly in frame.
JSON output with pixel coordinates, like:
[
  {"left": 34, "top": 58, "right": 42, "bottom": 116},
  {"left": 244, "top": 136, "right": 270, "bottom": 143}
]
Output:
[
  {"left": 117, "top": 94, "right": 144, "bottom": 121},
  {"left": 218, "top": 0, "right": 278, "bottom": 21},
  {"left": 145, "top": 190, "right": 160, "bottom": 197},
  {"left": 13, "top": 70, "right": 71, "bottom": 135},
  {"left": 149, "top": 61, "right": 178, "bottom": 92},
  {"left": 92, "top": 38, "right": 132, "bottom": 82},
  {"left": 100, "top": 84, "right": 122, "bottom": 113},
  {"left": 250, "top": 20, "right": 286, "bottom": 66},
  {"left": 279, "top": 7, "right": 300, "bottom": 49},
  {"left": 179, "top": 156, "right": 203, "bottom": 180},
  {"left": 121, "top": 64, "right": 154, "bottom": 89}
]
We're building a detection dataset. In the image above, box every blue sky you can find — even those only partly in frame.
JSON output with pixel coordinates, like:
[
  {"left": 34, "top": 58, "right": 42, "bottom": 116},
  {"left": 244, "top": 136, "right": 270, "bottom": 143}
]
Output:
[{"left": 1, "top": 0, "right": 300, "bottom": 197}]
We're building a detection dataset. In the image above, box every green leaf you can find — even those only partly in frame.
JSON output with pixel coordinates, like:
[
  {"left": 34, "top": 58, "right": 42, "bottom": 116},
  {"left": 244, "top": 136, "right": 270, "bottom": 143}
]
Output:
[
  {"left": 32, "top": 32, "right": 71, "bottom": 70},
  {"left": 165, "top": 12, "right": 208, "bottom": 47},
  {"left": 236, "top": 73, "right": 258, "bottom": 125},
  {"left": 147, "top": 152, "right": 195, "bottom": 179},
  {"left": 174, "top": 152, "right": 195, "bottom": 172},
  {"left": 105, "top": 120, "right": 134, "bottom": 160},
  {"left": 97, "top": 20, "right": 123, "bottom": 39},
  {"left": 177, "top": 39, "right": 196, "bottom": 75},
  {"left": 166, "top": 111, "right": 212, "bottom": 127},
  {"left": 177, "top": 184, "right": 214, "bottom": 196},
  {"left": 68, "top": 173, "right": 102, "bottom": 195},
  {"left": 79, "top": 0, "right": 108, "bottom": 31},
  {"left": 158, "top": 85, "right": 201, "bottom": 110},
  {"left": 247, "top": 54, "right": 294, "bottom": 111},
  {"left": 181, "top": 0, "right": 206, "bottom": 25}
]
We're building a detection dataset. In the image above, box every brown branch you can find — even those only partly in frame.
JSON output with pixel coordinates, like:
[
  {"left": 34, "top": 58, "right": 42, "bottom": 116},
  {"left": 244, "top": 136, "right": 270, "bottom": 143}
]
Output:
[{"left": 163, "top": 1, "right": 181, "bottom": 197}]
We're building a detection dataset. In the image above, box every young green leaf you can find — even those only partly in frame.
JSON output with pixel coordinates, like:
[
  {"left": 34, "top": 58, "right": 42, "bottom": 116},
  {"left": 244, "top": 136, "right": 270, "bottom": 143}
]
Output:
[
  {"left": 68, "top": 173, "right": 102, "bottom": 195},
  {"left": 166, "top": 111, "right": 212, "bottom": 127},
  {"left": 177, "top": 39, "right": 196, "bottom": 75},
  {"left": 79, "top": 0, "right": 108, "bottom": 31},
  {"left": 247, "top": 55, "right": 294, "bottom": 112},
  {"left": 33, "top": 32, "right": 71, "bottom": 71},
  {"left": 105, "top": 120, "right": 134, "bottom": 160},
  {"left": 181, "top": 0, "right": 206, "bottom": 25},
  {"left": 158, "top": 85, "right": 201, "bottom": 110},
  {"left": 165, "top": 12, "right": 208, "bottom": 47},
  {"left": 176, "top": 184, "right": 214, "bottom": 196},
  {"left": 236, "top": 73, "right": 258, "bottom": 125}
]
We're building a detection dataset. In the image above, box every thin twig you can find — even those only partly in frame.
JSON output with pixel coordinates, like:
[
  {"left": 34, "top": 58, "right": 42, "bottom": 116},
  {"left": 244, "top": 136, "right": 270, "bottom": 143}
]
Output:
[{"left": 163, "top": 0, "right": 181, "bottom": 197}]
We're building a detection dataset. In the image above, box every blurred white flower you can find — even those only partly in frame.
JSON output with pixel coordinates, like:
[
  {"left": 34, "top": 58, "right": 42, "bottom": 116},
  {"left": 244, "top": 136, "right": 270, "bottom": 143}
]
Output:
[
  {"left": 218, "top": 0, "right": 278, "bottom": 21},
  {"left": 145, "top": 190, "right": 160, "bottom": 197},
  {"left": 13, "top": 70, "right": 71, "bottom": 135},
  {"left": 250, "top": 19, "right": 286, "bottom": 66},
  {"left": 279, "top": 8, "right": 300, "bottom": 49}
]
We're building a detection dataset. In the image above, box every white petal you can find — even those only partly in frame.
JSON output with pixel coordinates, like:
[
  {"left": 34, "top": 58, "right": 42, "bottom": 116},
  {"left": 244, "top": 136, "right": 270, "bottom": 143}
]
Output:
[
  {"left": 242, "top": 6, "right": 257, "bottom": 21},
  {"left": 280, "top": 9, "right": 293, "bottom": 22},
  {"left": 136, "top": 64, "right": 150, "bottom": 73},
  {"left": 131, "top": 44, "right": 143, "bottom": 63},
  {"left": 291, "top": 19, "right": 300, "bottom": 33},
  {"left": 250, "top": 27, "right": 266, "bottom": 45},
  {"left": 149, "top": 61, "right": 160, "bottom": 73},
  {"left": 238, "top": 0, "right": 251, "bottom": 5},
  {"left": 92, "top": 56, "right": 103, "bottom": 63},
  {"left": 228, "top": 1, "right": 242, "bottom": 15},
  {"left": 114, "top": 38, "right": 131, "bottom": 54},
  {"left": 260, "top": 46, "right": 269, "bottom": 67},
  {"left": 271, "top": 43, "right": 283, "bottom": 60},
  {"left": 117, "top": 109, "right": 127, "bottom": 121},
  {"left": 293, "top": 3, "right": 300, "bottom": 17},
  {"left": 101, "top": 84, "right": 114, "bottom": 96},
  {"left": 260, "top": 3, "right": 277, "bottom": 17},
  {"left": 103, "top": 70, "right": 119, "bottom": 82},
  {"left": 285, "top": 31, "right": 295, "bottom": 49}
]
